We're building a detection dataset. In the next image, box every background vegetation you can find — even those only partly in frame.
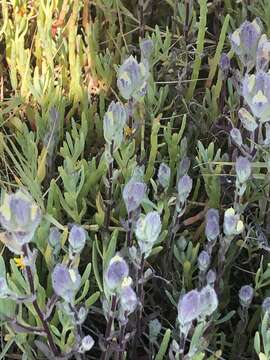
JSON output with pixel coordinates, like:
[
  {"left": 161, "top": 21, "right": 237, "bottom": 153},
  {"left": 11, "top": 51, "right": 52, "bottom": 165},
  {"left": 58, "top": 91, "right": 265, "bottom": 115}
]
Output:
[{"left": 1, "top": 0, "right": 270, "bottom": 359}]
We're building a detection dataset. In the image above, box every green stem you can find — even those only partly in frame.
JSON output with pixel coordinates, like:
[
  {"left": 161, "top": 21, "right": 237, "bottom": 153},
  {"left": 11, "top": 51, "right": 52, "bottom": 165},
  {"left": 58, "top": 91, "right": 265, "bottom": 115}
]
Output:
[{"left": 186, "top": 0, "right": 207, "bottom": 101}]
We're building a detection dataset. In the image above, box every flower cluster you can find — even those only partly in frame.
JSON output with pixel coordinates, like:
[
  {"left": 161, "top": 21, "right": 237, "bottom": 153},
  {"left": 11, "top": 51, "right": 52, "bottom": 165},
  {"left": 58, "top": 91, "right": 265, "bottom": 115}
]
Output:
[
  {"left": 104, "top": 254, "right": 137, "bottom": 322},
  {"left": 178, "top": 285, "right": 218, "bottom": 335}
]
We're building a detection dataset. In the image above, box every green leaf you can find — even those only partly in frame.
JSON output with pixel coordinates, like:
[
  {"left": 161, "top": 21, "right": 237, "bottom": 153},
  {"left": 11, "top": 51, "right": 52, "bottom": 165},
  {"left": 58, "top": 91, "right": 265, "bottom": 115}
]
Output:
[
  {"left": 254, "top": 332, "right": 261, "bottom": 355},
  {"left": 85, "top": 291, "right": 100, "bottom": 308},
  {"left": 154, "top": 329, "right": 171, "bottom": 360}
]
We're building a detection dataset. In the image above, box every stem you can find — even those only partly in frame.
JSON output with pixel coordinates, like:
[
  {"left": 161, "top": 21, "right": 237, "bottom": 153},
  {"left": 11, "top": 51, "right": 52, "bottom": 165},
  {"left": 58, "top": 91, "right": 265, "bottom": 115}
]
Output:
[
  {"left": 186, "top": 0, "right": 207, "bottom": 101},
  {"left": 179, "top": 331, "right": 187, "bottom": 359},
  {"left": 128, "top": 99, "right": 133, "bottom": 130},
  {"left": 101, "top": 295, "right": 118, "bottom": 360},
  {"left": 22, "top": 245, "right": 59, "bottom": 357},
  {"left": 69, "top": 304, "right": 85, "bottom": 360},
  {"left": 105, "top": 141, "right": 114, "bottom": 232},
  {"left": 137, "top": 255, "right": 145, "bottom": 337},
  {"left": 184, "top": 0, "right": 190, "bottom": 40},
  {"left": 139, "top": 0, "right": 145, "bottom": 38},
  {"left": 118, "top": 320, "right": 127, "bottom": 360},
  {"left": 132, "top": 254, "right": 145, "bottom": 358},
  {"left": 164, "top": 207, "right": 179, "bottom": 277},
  {"left": 126, "top": 212, "right": 133, "bottom": 247}
]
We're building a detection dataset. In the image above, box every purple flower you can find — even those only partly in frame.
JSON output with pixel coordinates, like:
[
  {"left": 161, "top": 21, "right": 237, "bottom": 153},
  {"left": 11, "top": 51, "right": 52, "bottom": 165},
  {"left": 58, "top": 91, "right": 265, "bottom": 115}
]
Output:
[
  {"left": 206, "top": 269, "right": 216, "bottom": 285},
  {"left": 239, "top": 285, "right": 254, "bottom": 307},
  {"left": 177, "top": 175, "right": 192, "bottom": 204},
  {"left": 205, "top": 209, "right": 220, "bottom": 242},
  {"left": 178, "top": 289, "right": 200, "bottom": 326},
  {"left": 52, "top": 264, "right": 81, "bottom": 303},
  {"left": 119, "top": 277, "right": 137, "bottom": 315},
  {"left": 257, "top": 34, "right": 270, "bottom": 71},
  {"left": 198, "top": 285, "right": 218, "bottom": 318},
  {"left": 104, "top": 254, "right": 129, "bottom": 291},
  {"left": 235, "top": 156, "right": 251, "bottom": 184},
  {"left": 79, "top": 335, "right": 94, "bottom": 353},
  {"left": 0, "top": 190, "right": 41, "bottom": 246},
  {"left": 68, "top": 225, "right": 86, "bottom": 253},
  {"left": 117, "top": 56, "right": 149, "bottom": 101},
  {"left": 230, "top": 128, "right": 243, "bottom": 147},
  {"left": 157, "top": 163, "right": 171, "bottom": 189},
  {"left": 198, "top": 251, "right": 210, "bottom": 272},
  {"left": 140, "top": 38, "right": 154, "bottom": 60},
  {"left": 230, "top": 19, "right": 261, "bottom": 71},
  {"left": 223, "top": 208, "right": 244, "bottom": 236},
  {"left": 103, "top": 101, "right": 127, "bottom": 149},
  {"left": 135, "top": 211, "right": 162, "bottom": 257},
  {"left": 242, "top": 71, "right": 270, "bottom": 121},
  {"left": 123, "top": 180, "right": 146, "bottom": 213}
]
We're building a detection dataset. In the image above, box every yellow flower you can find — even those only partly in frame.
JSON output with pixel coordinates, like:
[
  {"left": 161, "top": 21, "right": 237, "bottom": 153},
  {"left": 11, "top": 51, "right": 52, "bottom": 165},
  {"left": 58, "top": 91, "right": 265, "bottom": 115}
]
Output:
[
  {"left": 14, "top": 256, "right": 26, "bottom": 270},
  {"left": 124, "top": 126, "right": 135, "bottom": 138}
]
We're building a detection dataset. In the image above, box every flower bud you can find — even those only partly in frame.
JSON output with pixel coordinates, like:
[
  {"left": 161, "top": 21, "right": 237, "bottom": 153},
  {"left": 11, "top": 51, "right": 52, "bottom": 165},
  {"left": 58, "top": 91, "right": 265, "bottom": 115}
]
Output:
[
  {"left": 0, "top": 190, "right": 41, "bottom": 246},
  {"left": 177, "top": 175, "right": 192, "bottom": 204},
  {"left": 223, "top": 208, "right": 244, "bottom": 236},
  {"left": 236, "top": 156, "right": 251, "bottom": 184},
  {"left": 104, "top": 254, "right": 129, "bottom": 292},
  {"left": 238, "top": 108, "right": 258, "bottom": 132},
  {"left": 149, "top": 319, "right": 162, "bottom": 342},
  {"left": 103, "top": 101, "right": 127, "bottom": 149},
  {"left": 157, "top": 163, "right": 171, "bottom": 189},
  {"left": 198, "top": 251, "right": 210, "bottom": 272},
  {"left": 77, "top": 307, "right": 88, "bottom": 324},
  {"left": 52, "top": 264, "right": 81, "bottom": 303},
  {"left": 262, "top": 297, "right": 270, "bottom": 313},
  {"left": 135, "top": 211, "right": 161, "bottom": 257},
  {"left": 140, "top": 38, "right": 154, "bottom": 60},
  {"left": 230, "top": 128, "right": 243, "bottom": 147},
  {"left": 198, "top": 285, "right": 218, "bottom": 318},
  {"left": 117, "top": 56, "right": 149, "bottom": 101},
  {"left": 206, "top": 269, "right": 216, "bottom": 285},
  {"left": 123, "top": 180, "right": 146, "bottom": 213},
  {"left": 68, "top": 225, "right": 86, "bottom": 253},
  {"left": 219, "top": 53, "right": 230, "bottom": 73},
  {"left": 48, "top": 227, "right": 61, "bottom": 248},
  {"left": 79, "top": 335, "right": 94, "bottom": 353},
  {"left": 239, "top": 285, "right": 254, "bottom": 307},
  {"left": 205, "top": 209, "right": 220, "bottom": 242},
  {"left": 178, "top": 290, "right": 200, "bottom": 326}
]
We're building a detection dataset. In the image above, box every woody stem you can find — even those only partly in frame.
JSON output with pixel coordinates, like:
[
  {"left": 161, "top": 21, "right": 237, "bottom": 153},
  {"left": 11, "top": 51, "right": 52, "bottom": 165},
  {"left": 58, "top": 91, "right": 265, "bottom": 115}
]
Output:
[{"left": 22, "top": 244, "right": 59, "bottom": 357}]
